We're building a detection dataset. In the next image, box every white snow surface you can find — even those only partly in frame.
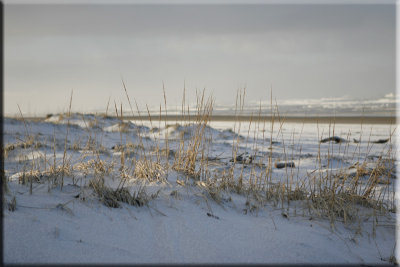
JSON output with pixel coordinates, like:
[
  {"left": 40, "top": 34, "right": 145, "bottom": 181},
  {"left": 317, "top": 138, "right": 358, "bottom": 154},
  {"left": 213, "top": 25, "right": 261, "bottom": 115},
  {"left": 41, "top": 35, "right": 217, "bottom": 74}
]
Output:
[{"left": 3, "top": 114, "right": 398, "bottom": 264}]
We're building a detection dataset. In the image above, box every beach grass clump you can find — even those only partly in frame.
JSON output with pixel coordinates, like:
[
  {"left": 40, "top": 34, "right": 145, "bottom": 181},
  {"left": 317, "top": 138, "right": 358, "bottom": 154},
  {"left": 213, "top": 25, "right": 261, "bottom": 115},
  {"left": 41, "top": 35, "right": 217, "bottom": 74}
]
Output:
[
  {"left": 196, "top": 180, "right": 224, "bottom": 204},
  {"left": 307, "top": 188, "right": 388, "bottom": 224},
  {"left": 4, "top": 136, "right": 43, "bottom": 158},
  {"left": 81, "top": 136, "right": 108, "bottom": 154},
  {"left": 112, "top": 142, "right": 142, "bottom": 159},
  {"left": 4, "top": 144, "right": 16, "bottom": 158},
  {"left": 172, "top": 91, "right": 214, "bottom": 179},
  {"left": 74, "top": 159, "right": 115, "bottom": 176},
  {"left": 70, "top": 139, "right": 82, "bottom": 151},
  {"left": 89, "top": 176, "right": 159, "bottom": 208},
  {"left": 15, "top": 166, "right": 70, "bottom": 186},
  {"left": 133, "top": 159, "right": 166, "bottom": 182}
]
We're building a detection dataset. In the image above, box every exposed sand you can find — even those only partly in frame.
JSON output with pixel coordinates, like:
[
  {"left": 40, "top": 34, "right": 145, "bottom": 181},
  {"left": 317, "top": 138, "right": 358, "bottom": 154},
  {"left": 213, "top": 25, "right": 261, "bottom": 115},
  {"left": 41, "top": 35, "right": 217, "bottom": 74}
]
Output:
[
  {"left": 124, "top": 115, "right": 396, "bottom": 124},
  {"left": 13, "top": 114, "right": 396, "bottom": 125}
]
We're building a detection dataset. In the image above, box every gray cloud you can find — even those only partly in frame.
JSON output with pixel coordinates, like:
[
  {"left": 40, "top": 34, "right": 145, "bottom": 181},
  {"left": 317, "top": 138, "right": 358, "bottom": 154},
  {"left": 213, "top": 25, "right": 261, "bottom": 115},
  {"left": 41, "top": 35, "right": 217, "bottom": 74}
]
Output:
[
  {"left": 4, "top": 4, "right": 395, "bottom": 115},
  {"left": 6, "top": 5, "right": 394, "bottom": 36}
]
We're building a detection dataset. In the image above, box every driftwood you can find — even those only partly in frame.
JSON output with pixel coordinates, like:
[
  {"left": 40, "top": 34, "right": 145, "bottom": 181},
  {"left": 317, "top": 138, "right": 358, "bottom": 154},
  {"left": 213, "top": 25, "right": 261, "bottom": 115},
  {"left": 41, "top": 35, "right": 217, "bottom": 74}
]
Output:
[
  {"left": 372, "top": 138, "right": 389, "bottom": 144},
  {"left": 353, "top": 138, "right": 390, "bottom": 144},
  {"left": 275, "top": 162, "right": 295, "bottom": 169},
  {"left": 230, "top": 153, "right": 254, "bottom": 164},
  {"left": 207, "top": 213, "right": 220, "bottom": 219},
  {"left": 320, "top": 136, "right": 347, "bottom": 144}
]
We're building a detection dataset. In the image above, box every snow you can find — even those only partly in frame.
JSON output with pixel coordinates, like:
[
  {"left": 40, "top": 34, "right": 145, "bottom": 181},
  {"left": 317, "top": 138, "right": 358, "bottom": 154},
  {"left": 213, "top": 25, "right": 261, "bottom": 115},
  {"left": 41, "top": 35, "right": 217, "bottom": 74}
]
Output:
[
  {"left": 4, "top": 179, "right": 397, "bottom": 264},
  {"left": 3, "top": 113, "right": 397, "bottom": 264}
]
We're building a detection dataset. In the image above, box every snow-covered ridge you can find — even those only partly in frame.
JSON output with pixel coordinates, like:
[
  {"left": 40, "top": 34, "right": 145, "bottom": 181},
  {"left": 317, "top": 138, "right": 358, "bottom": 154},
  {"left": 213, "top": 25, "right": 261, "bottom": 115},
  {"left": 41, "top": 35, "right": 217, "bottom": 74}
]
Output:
[{"left": 40, "top": 113, "right": 245, "bottom": 141}]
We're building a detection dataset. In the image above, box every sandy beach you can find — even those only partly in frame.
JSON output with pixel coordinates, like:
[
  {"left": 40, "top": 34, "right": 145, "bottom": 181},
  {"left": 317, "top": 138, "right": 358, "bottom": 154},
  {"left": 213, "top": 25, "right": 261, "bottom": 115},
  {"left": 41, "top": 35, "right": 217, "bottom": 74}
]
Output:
[{"left": 123, "top": 115, "right": 396, "bottom": 124}]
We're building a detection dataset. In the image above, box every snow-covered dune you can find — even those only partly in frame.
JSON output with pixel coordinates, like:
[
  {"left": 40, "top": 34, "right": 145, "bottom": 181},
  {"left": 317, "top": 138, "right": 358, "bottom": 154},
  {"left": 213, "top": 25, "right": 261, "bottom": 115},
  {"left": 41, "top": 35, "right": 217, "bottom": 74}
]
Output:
[{"left": 3, "top": 113, "right": 397, "bottom": 265}]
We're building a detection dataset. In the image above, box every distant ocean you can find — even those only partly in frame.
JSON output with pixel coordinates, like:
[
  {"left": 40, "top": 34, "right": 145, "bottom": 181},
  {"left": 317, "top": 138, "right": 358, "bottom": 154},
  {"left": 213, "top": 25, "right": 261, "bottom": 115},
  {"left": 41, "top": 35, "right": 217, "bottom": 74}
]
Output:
[
  {"left": 17, "top": 94, "right": 395, "bottom": 119},
  {"left": 141, "top": 94, "right": 397, "bottom": 117}
]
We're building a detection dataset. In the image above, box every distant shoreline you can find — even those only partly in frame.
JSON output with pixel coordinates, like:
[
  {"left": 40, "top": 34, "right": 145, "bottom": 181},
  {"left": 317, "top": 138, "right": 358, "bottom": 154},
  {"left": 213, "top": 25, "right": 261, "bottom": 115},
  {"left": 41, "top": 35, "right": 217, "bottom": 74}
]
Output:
[
  {"left": 124, "top": 115, "right": 396, "bottom": 124},
  {"left": 11, "top": 115, "right": 396, "bottom": 124}
]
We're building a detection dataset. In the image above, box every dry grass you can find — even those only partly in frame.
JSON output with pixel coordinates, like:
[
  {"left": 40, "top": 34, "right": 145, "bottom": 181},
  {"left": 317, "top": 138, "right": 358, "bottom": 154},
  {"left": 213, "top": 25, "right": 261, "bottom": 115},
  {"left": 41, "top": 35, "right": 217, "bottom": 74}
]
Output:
[
  {"left": 6, "top": 86, "right": 396, "bottom": 233},
  {"left": 133, "top": 159, "right": 166, "bottom": 182},
  {"left": 172, "top": 90, "right": 214, "bottom": 179},
  {"left": 74, "top": 159, "right": 114, "bottom": 176},
  {"left": 89, "top": 176, "right": 159, "bottom": 208},
  {"left": 4, "top": 136, "right": 43, "bottom": 158}
]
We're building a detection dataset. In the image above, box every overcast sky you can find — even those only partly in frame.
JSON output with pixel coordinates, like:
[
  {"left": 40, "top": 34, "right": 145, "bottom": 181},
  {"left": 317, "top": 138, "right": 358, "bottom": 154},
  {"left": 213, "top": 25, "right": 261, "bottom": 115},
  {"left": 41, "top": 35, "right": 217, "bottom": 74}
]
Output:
[{"left": 4, "top": 4, "right": 396, "bottom": 115}]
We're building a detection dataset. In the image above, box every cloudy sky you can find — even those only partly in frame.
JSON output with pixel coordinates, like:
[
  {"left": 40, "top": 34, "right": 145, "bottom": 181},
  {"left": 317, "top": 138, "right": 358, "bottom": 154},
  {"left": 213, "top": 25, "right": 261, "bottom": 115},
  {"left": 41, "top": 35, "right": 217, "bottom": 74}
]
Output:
[{"left": 4, "top": 3, "right": 395, "bottom": 115}]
